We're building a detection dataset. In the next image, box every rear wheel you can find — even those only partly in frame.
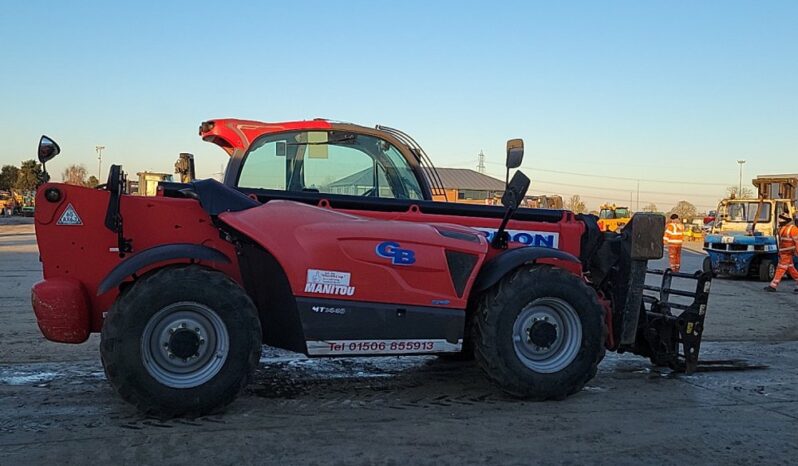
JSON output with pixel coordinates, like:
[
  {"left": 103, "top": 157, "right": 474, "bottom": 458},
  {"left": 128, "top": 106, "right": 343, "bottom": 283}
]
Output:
[
  {"left": 474, "top": 265, "right": 605, "bottom": 399},
  {"left": 100, "top": 265, "right": 261, "bottom": 418},
  {"left": 758, "top": 259, "right": 775, "bottom": 282}
]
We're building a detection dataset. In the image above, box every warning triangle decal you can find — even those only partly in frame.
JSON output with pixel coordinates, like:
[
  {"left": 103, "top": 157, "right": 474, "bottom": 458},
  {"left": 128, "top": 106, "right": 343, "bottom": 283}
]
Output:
[{"left": 57, "top": 203, "right": 83, "bottom": 225}]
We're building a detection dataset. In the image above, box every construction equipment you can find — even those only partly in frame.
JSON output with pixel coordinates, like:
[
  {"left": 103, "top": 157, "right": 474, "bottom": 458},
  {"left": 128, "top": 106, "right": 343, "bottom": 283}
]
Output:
[
  {"left": 597, "top": 204, "right": 632, "bottom": 232},
  {"left": 703, "top": 198, "right": 797, "bottom": 280},
  {"left": 31, "top": 122, "right": 711, "bottom": 417},
  {"left": 0, "top": 191, "right": 13, "bottom": 216},
  {"left": 1, "top": 189, "right": 34, "bottom": 216}
]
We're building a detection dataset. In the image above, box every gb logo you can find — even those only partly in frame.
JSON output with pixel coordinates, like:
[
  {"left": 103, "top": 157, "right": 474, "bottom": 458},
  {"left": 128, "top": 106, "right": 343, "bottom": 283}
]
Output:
[{"left": 376, "top": 241, "right": 416, "bottom": 266}]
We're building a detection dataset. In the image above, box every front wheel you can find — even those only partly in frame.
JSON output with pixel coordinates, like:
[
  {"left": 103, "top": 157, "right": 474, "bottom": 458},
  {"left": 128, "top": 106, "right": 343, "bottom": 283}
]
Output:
[
  {"left": 100, "top": 266, "right": 262, "bottom": 418},
  {"left": 758, "top": 259, "right": 775, "bottom": 282},
  {"left": 473, "top": 265, "right": 606, "bottom": 400}
]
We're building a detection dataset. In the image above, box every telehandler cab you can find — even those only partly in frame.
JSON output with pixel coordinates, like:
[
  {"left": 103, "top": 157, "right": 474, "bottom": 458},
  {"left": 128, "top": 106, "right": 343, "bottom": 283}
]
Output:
[{"left": 31, "top": 120, "right": 711, "bottom": 417}]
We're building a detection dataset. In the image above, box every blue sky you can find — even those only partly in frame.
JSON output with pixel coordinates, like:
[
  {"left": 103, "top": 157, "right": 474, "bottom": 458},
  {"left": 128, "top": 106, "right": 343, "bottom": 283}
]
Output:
[{"left": 1, "top": 0, "right": 795, "bottom": 211}]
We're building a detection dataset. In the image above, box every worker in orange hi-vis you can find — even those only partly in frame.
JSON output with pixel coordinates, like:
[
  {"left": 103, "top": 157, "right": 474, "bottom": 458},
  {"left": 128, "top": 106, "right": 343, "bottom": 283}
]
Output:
[
  {"left": 663, "top": 213, "right": 685, "bottom": 272},
  {"left": 764, "top": 213, "right": 798, "bottom": 293}
]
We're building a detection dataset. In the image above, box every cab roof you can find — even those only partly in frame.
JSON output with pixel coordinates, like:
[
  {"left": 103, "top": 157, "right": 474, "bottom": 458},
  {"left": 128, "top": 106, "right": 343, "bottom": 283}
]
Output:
[{"left": 198, "top": 118, "right": 381, "bottom": 156}]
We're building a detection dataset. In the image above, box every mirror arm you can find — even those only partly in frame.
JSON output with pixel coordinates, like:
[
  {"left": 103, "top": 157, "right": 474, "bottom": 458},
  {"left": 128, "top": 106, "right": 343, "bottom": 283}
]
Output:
[
  {"left": 491, "top": 193, "right": 519, "bottom": 249},
  {"left": 491, "top": 209, "right": 513, "bottom": 249}
]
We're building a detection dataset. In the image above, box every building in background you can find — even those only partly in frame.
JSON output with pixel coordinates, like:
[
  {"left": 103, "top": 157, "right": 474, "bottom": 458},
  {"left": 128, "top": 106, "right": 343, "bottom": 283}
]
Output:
[{"left": 429, "top": 168, "right": 507, "bottom": 204}]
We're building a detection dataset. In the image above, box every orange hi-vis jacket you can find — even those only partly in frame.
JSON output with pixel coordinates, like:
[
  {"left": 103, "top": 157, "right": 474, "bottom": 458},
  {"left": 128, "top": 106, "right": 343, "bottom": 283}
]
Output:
[
  {"left": 779, "top": 224, "right": 798, "bottom": 253},
  {"left": 663, "top": 222, "right": 684, "bottom": 245}
]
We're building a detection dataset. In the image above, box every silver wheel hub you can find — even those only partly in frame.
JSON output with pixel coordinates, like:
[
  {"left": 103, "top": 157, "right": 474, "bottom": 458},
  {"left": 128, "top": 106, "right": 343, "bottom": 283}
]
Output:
[
  {"left": 141, "top": 302, "right": 229, "bottom": 389},
  {"left": 512, "top": 297, "right": 582, "bottom": 373}
]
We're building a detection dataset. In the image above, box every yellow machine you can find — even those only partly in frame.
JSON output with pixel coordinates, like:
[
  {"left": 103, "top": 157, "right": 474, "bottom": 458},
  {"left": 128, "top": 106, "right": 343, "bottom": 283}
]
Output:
[
  {"left": 0, "top": 191, "right": 13, "bottom": 215},
  {"left": 597, "top": 204, "right": 632, "bottom": 232},
  {"left": 0, "top": 190, "right": 29, "bottom": 216},
  {"left": 684, "top": 222, "right": 704, "bottom": 242}
]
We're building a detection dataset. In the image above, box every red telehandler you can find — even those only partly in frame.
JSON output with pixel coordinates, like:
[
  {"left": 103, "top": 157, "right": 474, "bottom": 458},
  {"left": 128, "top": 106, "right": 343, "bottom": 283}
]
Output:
[{"left": 31, "top": 120, "right": 711, "bottom": 417}]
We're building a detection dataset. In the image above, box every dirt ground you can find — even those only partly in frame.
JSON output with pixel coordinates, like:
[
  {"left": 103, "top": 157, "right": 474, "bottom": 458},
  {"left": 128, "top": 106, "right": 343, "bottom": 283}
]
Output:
[{"left": 1, "top": 220, "right": 796, "bottom": 465}]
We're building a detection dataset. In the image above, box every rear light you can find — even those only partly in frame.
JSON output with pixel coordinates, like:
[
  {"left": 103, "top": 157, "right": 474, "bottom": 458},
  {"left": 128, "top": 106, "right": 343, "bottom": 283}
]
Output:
[{"left": 44, "top": 188, "right": 61, "bottom": 203}]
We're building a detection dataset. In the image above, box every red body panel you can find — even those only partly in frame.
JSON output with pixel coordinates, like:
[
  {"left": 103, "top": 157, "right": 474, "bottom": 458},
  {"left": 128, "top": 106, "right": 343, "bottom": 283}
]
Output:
[
  {"left": 34, "top": 183, "right": 239, "bottom": 334},
  {"left": 334, "top": 207, "right": 584, "bottom": 275},
  {"left": 31, "top": 278, "right": 90, "bottom": 343},
  {"left": 220, "top": 201, "right": 488, "bottom": 309}
]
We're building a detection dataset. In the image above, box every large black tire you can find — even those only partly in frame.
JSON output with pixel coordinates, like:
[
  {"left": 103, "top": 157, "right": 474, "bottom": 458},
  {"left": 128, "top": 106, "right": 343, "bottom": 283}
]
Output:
[
  {"left": 474, "top": 265, "right": 606, "bottom": 400},
  {"left": 758, "top": 259, "right": 775, "bottom": 282},
  {"left": 100, "top": 265, "right": 262, "bottom": 418}
]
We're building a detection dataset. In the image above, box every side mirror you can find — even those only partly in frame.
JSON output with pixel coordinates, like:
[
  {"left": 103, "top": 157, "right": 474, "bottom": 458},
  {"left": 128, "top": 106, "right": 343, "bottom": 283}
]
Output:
[
  {"left": 501, "top": 171, "right": 531, "bottom": 209},
  {"left": 38, "top": 135, "right": 60, "bottom": 165},
  {"left": 505, "top": 138, "right": 524, "bottom": 169}
]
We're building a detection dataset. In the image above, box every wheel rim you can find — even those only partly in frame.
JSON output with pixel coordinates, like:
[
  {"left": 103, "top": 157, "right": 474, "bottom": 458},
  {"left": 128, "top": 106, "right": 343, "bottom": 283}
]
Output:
[
  {"left": 512, "top": 297, "right": 583, "bottom": 373},
  {"left": 768, "top": 263, "right": 775, "bottom": 279},
  {"left": 141, "top": 301, "right": 229, "bottom": 389}
]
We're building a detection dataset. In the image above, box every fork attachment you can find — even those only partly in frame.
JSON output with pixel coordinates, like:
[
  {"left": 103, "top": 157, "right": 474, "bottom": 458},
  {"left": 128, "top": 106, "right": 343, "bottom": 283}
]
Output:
[{"left": 634, "top": 269, "right": 712, "bottom": 374}]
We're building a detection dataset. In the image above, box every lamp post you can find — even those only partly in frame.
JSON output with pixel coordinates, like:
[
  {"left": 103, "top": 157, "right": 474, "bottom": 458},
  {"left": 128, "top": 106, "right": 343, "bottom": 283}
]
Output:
[
  {"left": 736, "top": 160, "right": 746, "bottom": 197},
  {"left": 96, "top": 145, "right": 106, "bottom": 178}
]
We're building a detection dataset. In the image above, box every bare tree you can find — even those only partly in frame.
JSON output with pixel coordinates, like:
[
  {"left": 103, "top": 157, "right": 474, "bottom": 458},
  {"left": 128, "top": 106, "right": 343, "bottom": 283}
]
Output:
[
  {"left": 62, "top": 164, "right": 88, "bottom": 186},
  {"left": 726, "top": 185, "right": 754, "bottom": 199},
  {"left": 642, "top": 202, "right": 658, "bottom": 212},
  {"left": 86, "top": 175, "right": 100, "bottom": 188},
  {"left": 669, "top": 200, "right": 697, "bottom": 220},
  {"left": 566, "top": 194, "right": 587, "bottom": 214}
]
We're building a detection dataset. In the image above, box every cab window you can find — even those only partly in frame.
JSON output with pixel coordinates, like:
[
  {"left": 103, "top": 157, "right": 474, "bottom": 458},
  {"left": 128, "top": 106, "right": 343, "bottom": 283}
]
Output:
[
  {"left": 238, "top": 131, "right": 423, "bottom": 200},
  {"left": 724, "top": 202, "right": 771, "bottom": 222}
]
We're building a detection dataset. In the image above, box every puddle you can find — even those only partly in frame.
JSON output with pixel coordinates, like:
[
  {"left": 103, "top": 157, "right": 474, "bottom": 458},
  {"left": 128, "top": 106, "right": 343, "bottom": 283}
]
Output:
[{"left": 0, "top": 370, "right": 59, "bottom": 386}]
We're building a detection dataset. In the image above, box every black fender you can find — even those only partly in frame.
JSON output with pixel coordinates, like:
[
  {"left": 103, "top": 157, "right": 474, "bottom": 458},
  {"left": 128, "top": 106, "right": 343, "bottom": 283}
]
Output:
[
  {"left": 97, "top": 243, "right": 231, "bottom": 295},
  {"left": 472, "top": 247, "right": 581, "bottom": 292}
]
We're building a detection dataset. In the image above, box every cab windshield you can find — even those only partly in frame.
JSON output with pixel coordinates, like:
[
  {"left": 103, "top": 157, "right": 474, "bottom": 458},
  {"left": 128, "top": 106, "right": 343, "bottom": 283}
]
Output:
[
  {"left": 238, "top": 131, "right": 424, "bottom": 200},
  {"left": 721, "top": 201, "right": 771, "bottom": 222}
]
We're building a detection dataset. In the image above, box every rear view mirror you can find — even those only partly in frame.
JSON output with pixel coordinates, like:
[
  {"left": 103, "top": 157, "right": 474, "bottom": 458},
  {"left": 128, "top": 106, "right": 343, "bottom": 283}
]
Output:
[
  {"left": 38, "top": 135, "right": 60, "bottom": 165},
  {"left": 506, "top": 138, "right": 524, "bottom": 169},
  {"left": 501, "top": 171, "right": 531, "bottom": 209}
]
